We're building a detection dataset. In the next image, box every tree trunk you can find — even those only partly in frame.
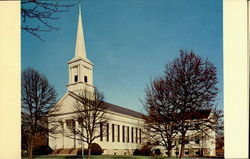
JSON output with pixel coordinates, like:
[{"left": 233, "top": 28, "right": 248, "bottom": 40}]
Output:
[
  {"left": 167, "top": 146, "right": 172, "bottom": 157},
  {"left": 166, "top": 139, "right": 172, "bottom": 157},
  {"left": 28, "top": 136, "right": 34, "bottom": 159},
  {"left": 201, "top": 148, "right": 204, "bottom": 157},
  {"left": 87, "top": 144, "right": 91, "bottom": 159},
  {"left": 179, "top": 134, "right": 185, "bottom": 158}
]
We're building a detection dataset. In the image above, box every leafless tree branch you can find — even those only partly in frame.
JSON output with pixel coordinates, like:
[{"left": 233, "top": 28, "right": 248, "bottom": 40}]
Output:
[
  {"left": 21, "top": 0, "right": 77, "bottom": 41},
  {"left": 142, "top": 50, "right": 221, "bottom": 158},
  {"left": 66, "top": 89, "right": 109, "bottom": 159}
]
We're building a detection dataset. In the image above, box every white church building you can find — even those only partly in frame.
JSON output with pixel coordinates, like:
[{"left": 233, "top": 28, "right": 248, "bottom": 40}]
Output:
[
  {"left": 48, "top": 6, "right": 145, "bottom": 156},
  {"left": 49, "top": 5, "right": 216, "bottom": 157}
]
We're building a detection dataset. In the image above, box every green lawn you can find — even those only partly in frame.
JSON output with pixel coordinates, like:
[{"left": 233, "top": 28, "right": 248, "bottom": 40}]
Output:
[
  {"left": 22, "top": 156, "right": 163, "bottom": 159},
  {"left": 22, "top": 155, "right": 223, "bottom": 159}
]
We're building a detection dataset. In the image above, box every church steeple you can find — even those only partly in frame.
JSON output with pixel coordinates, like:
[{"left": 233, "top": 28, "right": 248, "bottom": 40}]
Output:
[
  {"left": 75, "top": 4, "right": 87, "bottom": 59},
  {"left": 67, "top": 3, "right": 94, "bottom": 93}
]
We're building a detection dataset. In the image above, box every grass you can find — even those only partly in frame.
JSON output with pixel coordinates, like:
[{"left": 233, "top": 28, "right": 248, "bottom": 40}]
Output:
[
  {"left": 22, "top": 156, "right": 159, "bottom": 159},
  {"left": 22, "top": 155, "right": 223, "bottom": 159}
]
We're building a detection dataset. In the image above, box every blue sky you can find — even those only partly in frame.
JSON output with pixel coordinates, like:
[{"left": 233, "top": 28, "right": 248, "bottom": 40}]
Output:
[{"left": 22, "top": 0, "right": 223, "bottom": 112}]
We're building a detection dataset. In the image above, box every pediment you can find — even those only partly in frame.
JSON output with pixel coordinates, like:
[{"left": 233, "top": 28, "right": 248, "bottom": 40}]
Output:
[{"left": 54, "top": 92, "right": 77, "bottom": 115}]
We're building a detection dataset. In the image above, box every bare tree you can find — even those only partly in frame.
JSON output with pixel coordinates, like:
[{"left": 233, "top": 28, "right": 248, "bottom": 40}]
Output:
[
  {"left": 21, "top": 67, "right": 60, "bottom": 158},
  {"left": 67, "top": 89, "right": 109, "bottom": 159},
  {"left": 142, "top": 50, "right": 220, "bottom": 158},
  {"left": 21, "top": 0, "right": 76, "bottom": 41},
  {"left": 163, "top": 50, "right": 219, "bottom": 157},
  {"left": 142, "top": 77, "right": 179, "bottom": 157}
]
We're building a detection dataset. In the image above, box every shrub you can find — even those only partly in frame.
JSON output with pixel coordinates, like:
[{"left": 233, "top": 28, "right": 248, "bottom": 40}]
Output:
[
  {"left": 91, "top": 143, "right": 102, "bottom": 155},
  {"left": 33, "top": 145, "right": 52, "bottom": 156},
  {"left": 140, "top": 145, "right": 152, "bottom": 156},
  {"left": 154, "top": 148, "right": 161, "bottom": 156},
  {"left": 133, "top": 149, "right": 141, "bottom": 156},
  {"left": 77, "top": 143, "right": 102, "bottom": 155},
  {"left": 133, "top": 145, "right": 152, "bottom": 156}
]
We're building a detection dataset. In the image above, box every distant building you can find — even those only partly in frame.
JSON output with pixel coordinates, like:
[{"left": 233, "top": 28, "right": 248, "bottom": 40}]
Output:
[
  {"left": 173, "top": 110, "right": 216, "bottom": 157},
  {"left": 48, "top": 5, "right": 216, "bottom": 157},
  {"left": 147, "top": 110, "right": 216, "bottom": 157}
]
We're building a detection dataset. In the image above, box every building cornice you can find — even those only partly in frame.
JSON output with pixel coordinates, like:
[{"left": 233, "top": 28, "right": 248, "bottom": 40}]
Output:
[{"left": 68, "top": 57, "right": 93, "bottom": 66}]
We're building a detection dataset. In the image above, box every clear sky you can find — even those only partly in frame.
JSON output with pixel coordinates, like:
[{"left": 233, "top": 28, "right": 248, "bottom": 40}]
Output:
[{"left": 22, "top": 0, "right": 223, "bottom": 112}]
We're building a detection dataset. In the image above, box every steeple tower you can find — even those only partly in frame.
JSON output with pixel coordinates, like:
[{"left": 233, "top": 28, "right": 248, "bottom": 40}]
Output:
[
  {"left": 67, "top": 3, "right": 94, "bottom": 92},
  {"left": 75, "top": 4, "right": 87, "bottom": 59}
]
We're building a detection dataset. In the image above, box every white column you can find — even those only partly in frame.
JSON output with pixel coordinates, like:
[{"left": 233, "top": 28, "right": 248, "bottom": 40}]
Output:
[
  {"left": 74, "top": 119, "right": 79, "bottom": 148},
  {"left": 69, "top": 66, "right": 71, "bottom": 84},
  {"left": 78, "top": 64, "right": 80, "bottom": 82},
  {"left": 62, "top": 120, "right": 66, "bottom": 148},
  {"left": 75, "top": 119, "right": 79, "bottom": 129}
]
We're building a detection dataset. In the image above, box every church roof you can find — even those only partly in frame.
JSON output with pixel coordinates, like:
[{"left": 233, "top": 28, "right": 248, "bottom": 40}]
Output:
[
  {"left": 67, "top": 91, "right": 144, "bottom": 119},
  {"left": 106, "top": 102, "right": 144, "bottom": 119}
]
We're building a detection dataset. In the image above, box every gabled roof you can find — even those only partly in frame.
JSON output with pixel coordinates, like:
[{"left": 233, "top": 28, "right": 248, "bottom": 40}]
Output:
[
  {"left": 68, "top": 91, "right": 144, "bottom": 119},
  {"left": 106, "top": 102, "right": 144, "bottom": 119}
]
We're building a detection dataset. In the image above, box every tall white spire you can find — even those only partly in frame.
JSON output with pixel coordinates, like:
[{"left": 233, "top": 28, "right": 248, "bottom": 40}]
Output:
[
  {"left": 67, "top": 2, "right": 94, "bottom": 92},
  {"left": 74, "top": 3, "right": 87, "bottom": 59}
]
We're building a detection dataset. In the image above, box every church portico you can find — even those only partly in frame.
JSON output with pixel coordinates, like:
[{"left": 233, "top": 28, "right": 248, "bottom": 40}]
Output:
[{"left": 50, "top": 112, "right": 144, "bottom": 155}]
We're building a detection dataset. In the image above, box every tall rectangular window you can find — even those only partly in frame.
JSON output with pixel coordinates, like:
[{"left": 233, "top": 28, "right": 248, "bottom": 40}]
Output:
[
  {"left": 136, "top": 128, "right": 138, "bottom": 143},
  {"left": 74, "top": 75, "right": 78, "bottom": 82},
  {"left": 122, "top": 126, "right": 125, "bottom": 143},
  {"left": 73, "top": 67, "right": 78, "bottom": 82},
  {"left": 117, "top": 125, "right": 120, "bottom": 142},
  {"left": 100, "top": 122, "right": 103, "bottom": 141},
  {"left": 127, "top": 126, "right": 129, "bottom": 143},
  {"left": 84, "top": 76, "right": 87, "bottom": 83},
  {"left": 106, "top": 123, "right": 109, "bottom": 142},
  {"left": 112, "top": 124, "right": 115, "bottom": 142},
  {"left": 131, "top": 127, "right": 134, "bottom": 143}
]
